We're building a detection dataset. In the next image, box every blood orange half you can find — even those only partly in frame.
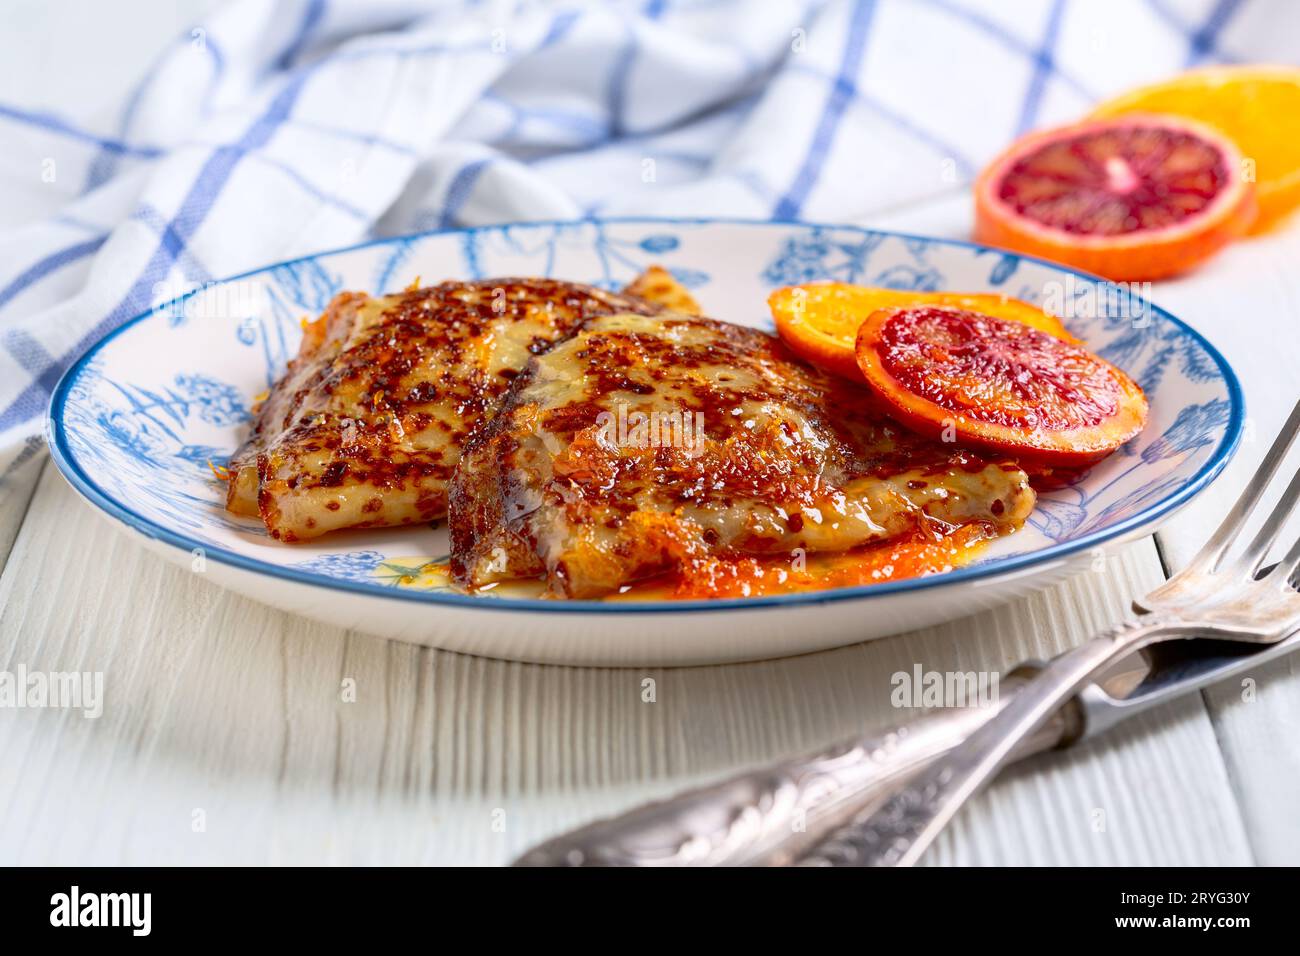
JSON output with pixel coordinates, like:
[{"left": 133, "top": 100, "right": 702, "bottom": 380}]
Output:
[
  {"left": 1092, "top": 66, "right": 1300, "bottom": 233},
  {"left": 854, "top": 305, "right": 1147, "bottom": 465},
  {"left": 975, "top": 115, "right": 1256, "bottom": 281}
]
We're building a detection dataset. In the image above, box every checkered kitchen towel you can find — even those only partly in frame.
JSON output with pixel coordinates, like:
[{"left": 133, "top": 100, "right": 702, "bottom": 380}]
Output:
[{"left": 1, "top": 0, "right": 1294, "bottom": 485}]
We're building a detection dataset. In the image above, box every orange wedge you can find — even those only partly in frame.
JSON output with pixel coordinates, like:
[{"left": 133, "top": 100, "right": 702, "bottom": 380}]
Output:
[
  {"left": 769, "top": 283, "right": 1076, "bottom": 382},
  {"left": 1092, "top": 66, "right": 1300, "bottom": 233}
]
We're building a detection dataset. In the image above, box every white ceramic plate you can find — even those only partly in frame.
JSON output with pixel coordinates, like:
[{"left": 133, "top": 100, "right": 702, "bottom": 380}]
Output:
[{"left": 47, "top": 218, "right": 1242, "bottom": 665}]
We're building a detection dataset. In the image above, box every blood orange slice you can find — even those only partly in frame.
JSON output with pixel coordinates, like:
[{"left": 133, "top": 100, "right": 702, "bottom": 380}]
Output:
[
  {"left": 854, "top": 306, "right": 1147, "bottom": 465},
  {"left": 769, "top": 283, "right": 1076, "bottom": 382},
  {"left": 975, "top": 115, "right": 1256, "bottom": 281},
  {"left": 1092, "top": 66, "right": 1300, "bottom": 233}
]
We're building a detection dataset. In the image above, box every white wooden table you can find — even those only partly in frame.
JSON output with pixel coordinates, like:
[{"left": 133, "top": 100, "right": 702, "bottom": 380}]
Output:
[
  {"left": 3, "top": 2, "right": 1300, "bottom": 867},
  {"left": 2, "top": 194, "right": 1298, "bottom": 866}
]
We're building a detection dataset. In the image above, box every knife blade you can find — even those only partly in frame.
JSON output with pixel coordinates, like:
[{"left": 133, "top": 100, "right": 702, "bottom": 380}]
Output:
[{"left": 1078, "top": 623, "right": 1298, "bottom": 735}]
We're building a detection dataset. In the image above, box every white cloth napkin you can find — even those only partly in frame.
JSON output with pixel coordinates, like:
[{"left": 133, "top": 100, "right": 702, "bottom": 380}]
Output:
[{"left": 1, "top": 0, "right": 1294, "bottom": 481}]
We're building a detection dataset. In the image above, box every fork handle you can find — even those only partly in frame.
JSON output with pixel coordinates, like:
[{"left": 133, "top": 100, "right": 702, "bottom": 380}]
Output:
[
  {"left": 808, "top": 614, "right": 1194, "bottom": 867},
  {"left": 512, "top": 674, "right": 1067, "bottom": 867}
]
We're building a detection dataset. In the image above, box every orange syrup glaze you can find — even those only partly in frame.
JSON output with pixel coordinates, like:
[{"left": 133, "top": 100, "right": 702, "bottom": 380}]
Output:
[
  {"left": 635, "top": 521, "right": 1000, "bottom": 601},
  {"left": 409, "top": 521, "right": 1006, "bottom": 601}
]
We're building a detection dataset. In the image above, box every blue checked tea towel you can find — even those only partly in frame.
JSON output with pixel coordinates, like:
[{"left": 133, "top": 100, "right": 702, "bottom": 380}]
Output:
[{"left": 1, "top": 0, "right": 1294, "bottom": 483}]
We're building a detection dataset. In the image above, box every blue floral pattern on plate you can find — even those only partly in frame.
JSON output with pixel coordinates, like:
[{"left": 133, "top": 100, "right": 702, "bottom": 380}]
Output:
[{"left": 46, "top": 219, "right": 1242, "bottom": 612}]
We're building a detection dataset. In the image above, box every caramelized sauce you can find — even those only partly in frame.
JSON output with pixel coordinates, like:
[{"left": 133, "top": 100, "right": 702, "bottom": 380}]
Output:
[
  {"left": 382, "top": 520, "right": 1004, "bottom": 600},
  {"left": 658, "top": 521, "right": 998, "bottom": 599}
]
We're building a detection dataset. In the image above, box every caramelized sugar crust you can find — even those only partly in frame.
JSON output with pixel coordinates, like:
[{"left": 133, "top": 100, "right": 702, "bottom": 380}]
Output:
[
  {"left": 226, "top": 280, "right": 658, "bottom": 540},
  {"left": 450, "top": 312, "right": 1035, "bottom": 598}
]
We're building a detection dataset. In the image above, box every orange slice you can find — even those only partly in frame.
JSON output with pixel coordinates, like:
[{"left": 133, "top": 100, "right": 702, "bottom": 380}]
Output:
[
  {"left": 769, "top": 283, "right": 1076, "bottom": 382},
  {"left": 974, "top": 114, "right": 1256, "bottom": 280},
  {"left": 1092, "top": 66, "right": 1300, "bottom": 233},
  {"left": 854, "top": 305, "right": 1148, "bottom": 466}
]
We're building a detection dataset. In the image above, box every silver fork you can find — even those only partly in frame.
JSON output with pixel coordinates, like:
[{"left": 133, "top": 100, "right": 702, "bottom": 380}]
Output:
[{"left": 818, "top": 397, "right": 1300, "bottom": 867}]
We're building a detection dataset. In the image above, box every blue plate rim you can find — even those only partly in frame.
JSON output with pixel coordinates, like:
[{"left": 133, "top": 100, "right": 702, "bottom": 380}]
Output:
[{"left": 46, "top": 216, "right": 1245, "bottom": 615}]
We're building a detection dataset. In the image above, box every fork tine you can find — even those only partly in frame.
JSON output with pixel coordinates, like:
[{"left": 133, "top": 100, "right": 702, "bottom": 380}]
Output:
[
  {"left": 1235, "top": 463, "right": 1300, "bottom": 576},
  {"left": 1194, "top": 398, "right": 1300, "bottom": 573},
  {"left": 1269, "top": 530, "right": 1300, "bottom": 591}
]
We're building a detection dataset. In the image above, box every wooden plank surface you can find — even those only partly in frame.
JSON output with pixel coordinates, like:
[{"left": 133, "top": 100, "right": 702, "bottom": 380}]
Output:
[
  {"left": 0, "top": 468, "right": 1253, "bottom": 865},
  {"left": 1143, "top": 223, "right": 1300, "bottom": 866},
  {"left": 0, "top": 454, "right": 45, "bottom": 573}
]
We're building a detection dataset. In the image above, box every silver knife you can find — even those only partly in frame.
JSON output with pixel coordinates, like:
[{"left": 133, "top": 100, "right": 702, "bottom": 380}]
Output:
[{"left": 513, "top": 622, "right": 1299, "bottom": 867}]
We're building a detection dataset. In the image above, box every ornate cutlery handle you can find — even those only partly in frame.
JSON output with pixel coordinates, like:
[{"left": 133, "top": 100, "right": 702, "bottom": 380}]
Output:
[
  {"left": 802, "top": 614, "right": 1193, "bottom": 867},
  {"left": 513, "top": 674, "right": 1071, "bottom": 867}
]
